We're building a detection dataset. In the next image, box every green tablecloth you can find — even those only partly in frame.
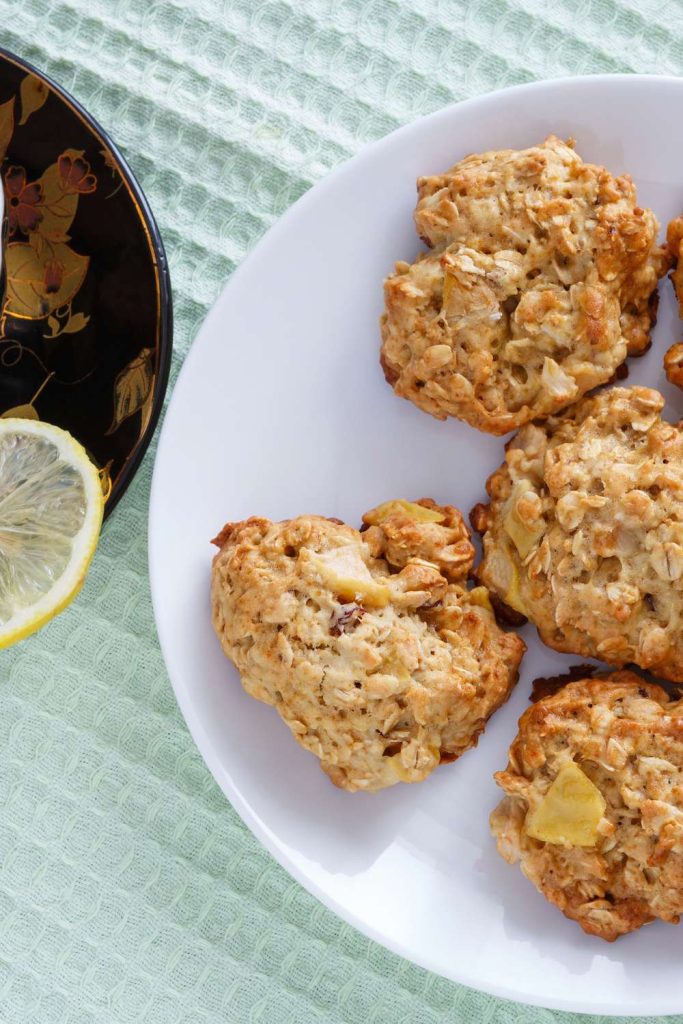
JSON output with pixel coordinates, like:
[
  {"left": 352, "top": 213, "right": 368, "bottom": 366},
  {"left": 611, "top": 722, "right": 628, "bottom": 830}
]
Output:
[{"left": 0, "top": 1, "right": 680, "bottom": 1021}]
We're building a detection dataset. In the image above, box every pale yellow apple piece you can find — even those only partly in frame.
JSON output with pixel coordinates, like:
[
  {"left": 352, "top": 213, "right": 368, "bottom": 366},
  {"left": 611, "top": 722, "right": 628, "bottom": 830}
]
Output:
[
  {"left": 466, "top": 586, "right": 492, "bottom": 611},
  {"left": 503, "top": 481, "right": 545, "bottom": 560},
  {"left": 525, "top": 762, "right": 606, "bottom": 847},
  {"left": 312, "top": 545, "right": 390, "bottom": 607},
  {"left": 363, "top": 499, "right": 445, "bottom": 525}
]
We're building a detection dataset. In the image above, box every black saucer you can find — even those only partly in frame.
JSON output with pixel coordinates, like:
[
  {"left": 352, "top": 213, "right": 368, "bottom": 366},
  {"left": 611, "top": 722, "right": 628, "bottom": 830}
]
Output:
[{"left": 0, "top": 48, "right": 172, "bottom": 516}]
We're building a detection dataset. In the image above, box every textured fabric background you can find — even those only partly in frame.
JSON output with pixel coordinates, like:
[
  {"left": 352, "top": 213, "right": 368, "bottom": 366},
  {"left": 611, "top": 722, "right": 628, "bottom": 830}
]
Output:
[{"left": 0, "top": 1, "right": 682, "bottom": 1022}]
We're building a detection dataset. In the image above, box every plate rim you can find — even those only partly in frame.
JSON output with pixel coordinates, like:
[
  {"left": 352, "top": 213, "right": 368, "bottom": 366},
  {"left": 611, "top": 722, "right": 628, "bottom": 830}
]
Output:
[
  {"left": 149, "top": 73, "right": 683, "bottom": 1015},
  {"left": 0, "top": 45, "right": 173, "bottom": 516}
]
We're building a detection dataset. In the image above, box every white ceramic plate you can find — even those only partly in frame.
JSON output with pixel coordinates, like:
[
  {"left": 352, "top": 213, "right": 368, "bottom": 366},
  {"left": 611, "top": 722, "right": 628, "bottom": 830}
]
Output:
[{"left": 149, "top": 75, "right": 683, "bottom": 1016}]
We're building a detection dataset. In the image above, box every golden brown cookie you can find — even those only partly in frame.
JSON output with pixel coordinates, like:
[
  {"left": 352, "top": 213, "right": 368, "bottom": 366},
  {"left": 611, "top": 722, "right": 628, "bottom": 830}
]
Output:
[
  {"left": 667, "top": 216, "right": 683, "bottom": 320},
  {"left": 380, "top": 136, "right": 668, "bottom": 434},
  {"left": 665, "top": 217, "right": 683, "bottom": 388},
  {"left": 664, "top": 342, "right": 683, "bottom": 389},
  {"left": 491, "top": 671, "right": 683, "bottom": 941},
  {"left": 474, "top": 385, "right": 683, "bottom": 682},
  {"left": 211, "top": 499, "right": 525, "bottom": 791}
]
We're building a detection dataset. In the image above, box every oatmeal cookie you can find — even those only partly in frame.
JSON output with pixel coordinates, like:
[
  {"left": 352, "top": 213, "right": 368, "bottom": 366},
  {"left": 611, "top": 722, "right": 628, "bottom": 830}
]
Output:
[
  {"left": 381, "top": 136, "right": 668, "bottom": 434},
  {"left": 665, "top": 217, "right": 683, "bottom": 388},
  {"left": 667, "top": 215, "right": 683, "bottom": 321},
  {"left": 491, "top": 671, "right": 683, "bottom": 941},
  {"left": 474, "top": 385, "right": 683, "bottom": 681},
  {"left": 211, "top": 499, "right": 525, "bottom": 792},
  {"left": 664, "top": 342, "right": 683, "bottom": 389}
]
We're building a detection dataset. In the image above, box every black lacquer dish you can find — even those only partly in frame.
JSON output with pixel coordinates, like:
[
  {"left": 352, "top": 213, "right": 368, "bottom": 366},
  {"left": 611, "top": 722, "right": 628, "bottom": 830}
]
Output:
[{"left": 0, "top": 47, "right": 172, "bottom": 515}]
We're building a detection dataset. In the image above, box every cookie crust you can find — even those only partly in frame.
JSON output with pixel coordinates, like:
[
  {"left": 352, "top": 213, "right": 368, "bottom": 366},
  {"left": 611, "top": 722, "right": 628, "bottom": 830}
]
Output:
[
  {"left": 475, "top": 386, "right": 683, "bottom": 682},
  {"left": 491, "top": 671, "right": 683, "bottom": 941},
  {"left": 381, "top": 136, "right": 668, "bottom": 434},
  {"left": 211, "top": 500, "right": 525, "bottom": 791}
]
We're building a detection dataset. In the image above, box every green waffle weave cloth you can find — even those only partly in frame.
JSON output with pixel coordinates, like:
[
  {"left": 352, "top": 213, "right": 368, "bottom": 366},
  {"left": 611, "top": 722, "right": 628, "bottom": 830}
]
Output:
[{"left": 1, "top": 0, "right": 682, "bottom": 1021}]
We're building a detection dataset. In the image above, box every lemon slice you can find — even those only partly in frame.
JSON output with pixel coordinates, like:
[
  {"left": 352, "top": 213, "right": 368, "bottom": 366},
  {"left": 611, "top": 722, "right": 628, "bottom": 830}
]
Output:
[{"left": 0, "top": 419, "right": 104, "bottom": 647}]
